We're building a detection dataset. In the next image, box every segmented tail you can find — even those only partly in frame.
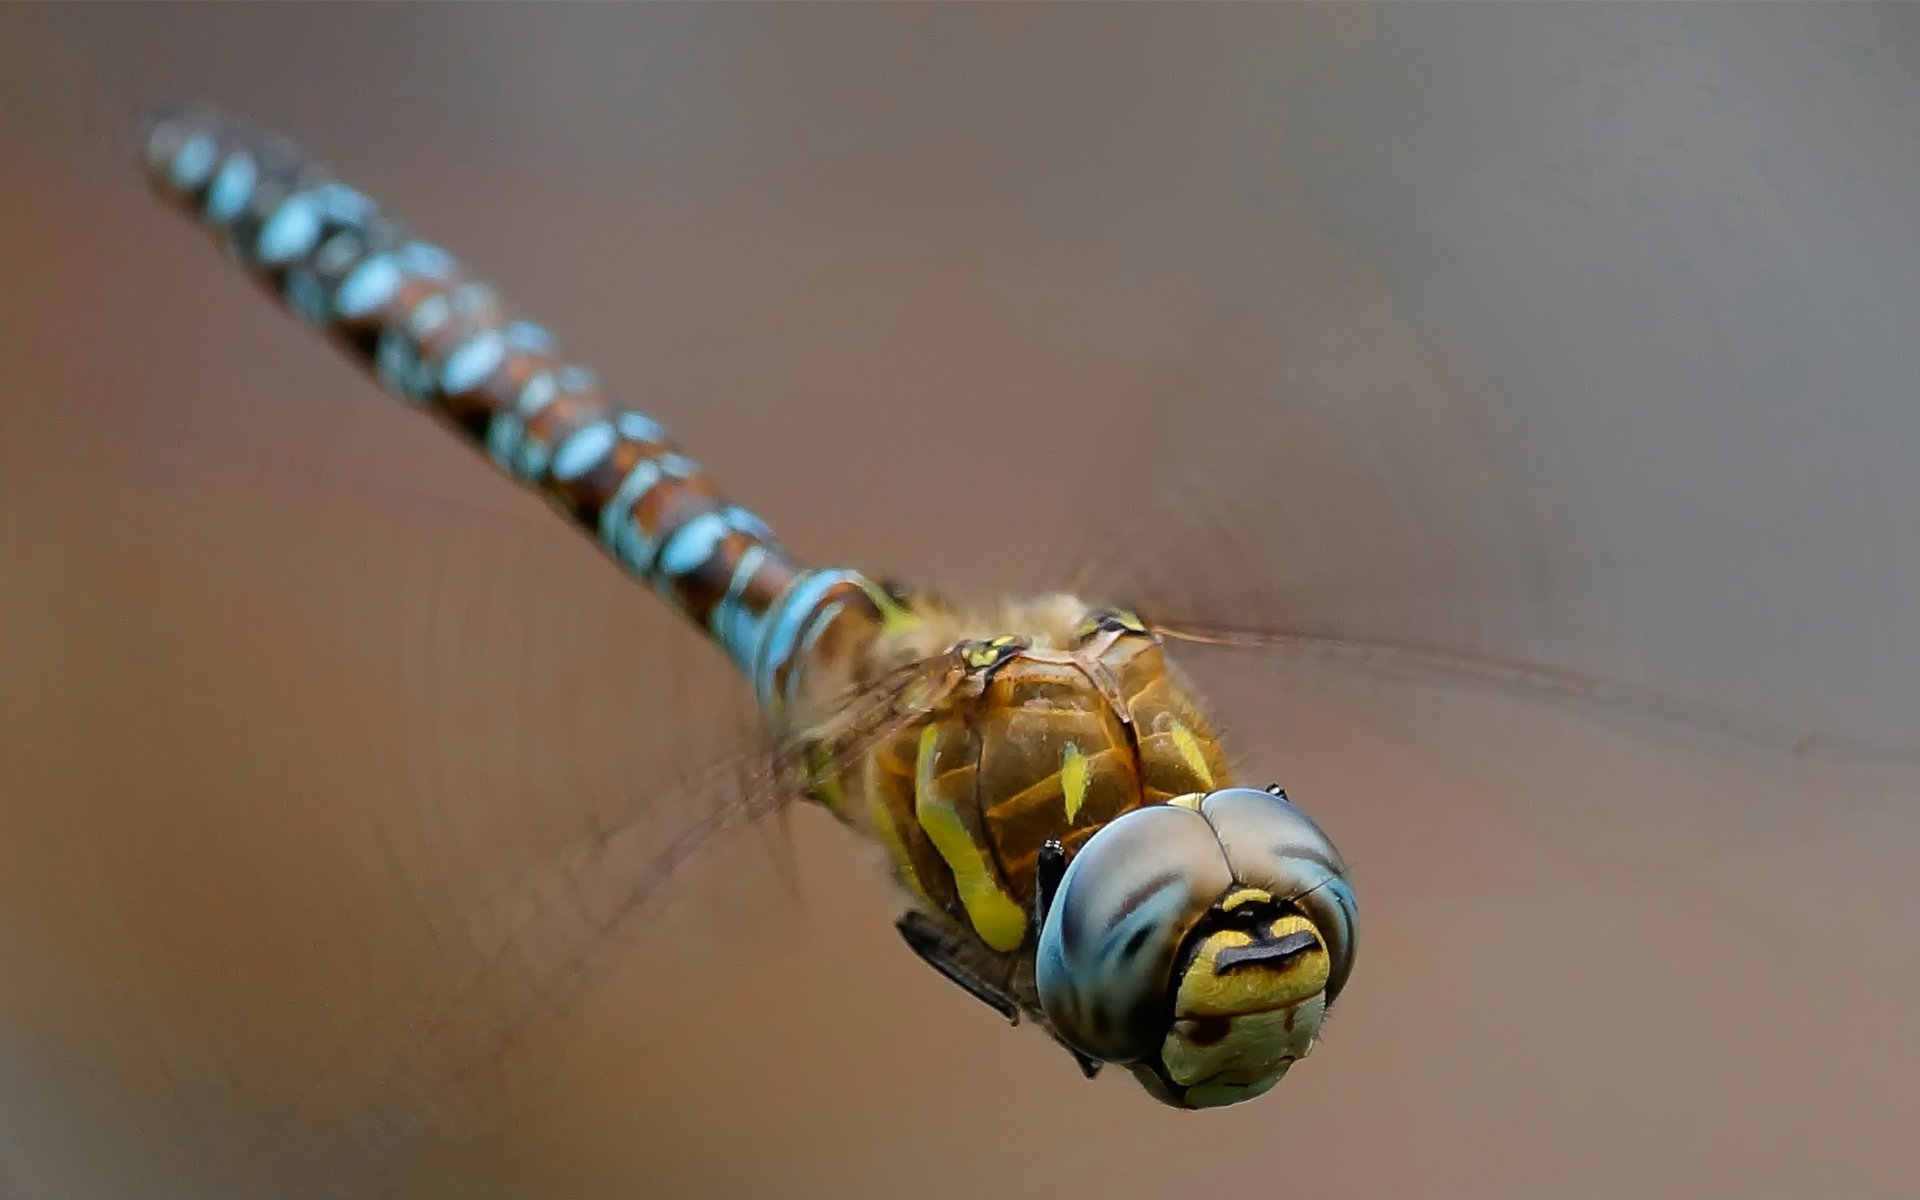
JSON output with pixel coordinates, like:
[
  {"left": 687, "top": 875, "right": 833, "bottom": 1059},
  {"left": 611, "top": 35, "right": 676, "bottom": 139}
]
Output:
[{"left": 138, "top": 103, "right": 879, "bottom": 713}]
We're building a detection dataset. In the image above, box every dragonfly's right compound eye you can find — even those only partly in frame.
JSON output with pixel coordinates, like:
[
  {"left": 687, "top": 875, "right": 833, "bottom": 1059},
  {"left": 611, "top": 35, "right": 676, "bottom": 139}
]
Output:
[{"left": 1034, "top": 789, "right": 1356, "bottom": 1110}]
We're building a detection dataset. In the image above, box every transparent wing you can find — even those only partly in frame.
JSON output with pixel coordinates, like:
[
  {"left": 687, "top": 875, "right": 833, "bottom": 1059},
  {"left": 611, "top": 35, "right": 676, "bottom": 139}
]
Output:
[
  {"left": 3, "top": 370, "right": 842, "bottom": 1197},
  {"left": 1057, "top": 205, "right": 1920, "bottom": 825},
  {"left": 17, "top": 380, "right": 985, "bottom": 1198},
  {"left": 1034, "top": 100, "right": 1920, "bottom": 1200}
]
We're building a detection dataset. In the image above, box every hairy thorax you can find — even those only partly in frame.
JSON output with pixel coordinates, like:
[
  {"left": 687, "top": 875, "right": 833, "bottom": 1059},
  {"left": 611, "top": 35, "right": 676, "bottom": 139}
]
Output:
[{"left": 798, "top": 591, "right": 1234, "bottom": 960}]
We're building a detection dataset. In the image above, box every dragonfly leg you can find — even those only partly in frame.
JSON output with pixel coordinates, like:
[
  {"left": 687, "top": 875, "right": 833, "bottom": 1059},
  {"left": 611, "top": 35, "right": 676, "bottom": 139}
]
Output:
[
  {"left": 1033, "top": 839, "right": 1067, "bottom": 943},
  {"left": 1030, "top": 841, "right": 1104, "bottom": 1078},
  {"left": 893, "top": 911, "right": 1105, "bottom": 1082},
  {"left": 894, "top": 911, "right": 1019, "bottom": 1024},
  {"left": 1046, "top": 1031, "right": 1105, "bottom": 1081}
]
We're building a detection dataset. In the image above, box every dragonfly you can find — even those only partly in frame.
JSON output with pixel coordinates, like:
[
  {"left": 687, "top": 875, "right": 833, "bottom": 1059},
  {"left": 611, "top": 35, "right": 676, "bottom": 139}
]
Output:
[
  {"left": 124, "top": 101, "right": 1919, "bottom": 1197},
  {"left": 138, "top": 103, "right": 1358, "bottom": 1113}
]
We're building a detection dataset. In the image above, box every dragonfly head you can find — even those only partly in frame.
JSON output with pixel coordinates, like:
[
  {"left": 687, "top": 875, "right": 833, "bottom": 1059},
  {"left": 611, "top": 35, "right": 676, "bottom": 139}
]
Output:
[{"left": 1033, "top": 786, "right": 1355, "bottom": 1108}]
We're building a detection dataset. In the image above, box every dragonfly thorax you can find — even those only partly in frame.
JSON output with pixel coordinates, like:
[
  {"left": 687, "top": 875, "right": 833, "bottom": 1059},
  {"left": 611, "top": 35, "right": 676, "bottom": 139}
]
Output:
[{"left": 815, "top": 594, "right": 1234, "bottom": 956}]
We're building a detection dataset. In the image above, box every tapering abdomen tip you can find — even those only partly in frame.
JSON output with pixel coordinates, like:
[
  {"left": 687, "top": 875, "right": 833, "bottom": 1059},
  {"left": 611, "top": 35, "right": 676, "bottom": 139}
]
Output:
[{"left": 134, "top": 101, "right": 227, "bottom": 192}]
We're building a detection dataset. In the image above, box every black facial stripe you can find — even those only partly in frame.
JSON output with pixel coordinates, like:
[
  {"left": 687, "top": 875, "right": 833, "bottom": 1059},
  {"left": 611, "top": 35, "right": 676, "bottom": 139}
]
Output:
[{"left": 1213, "top": 930, "right": 1320, "bottom": 975}]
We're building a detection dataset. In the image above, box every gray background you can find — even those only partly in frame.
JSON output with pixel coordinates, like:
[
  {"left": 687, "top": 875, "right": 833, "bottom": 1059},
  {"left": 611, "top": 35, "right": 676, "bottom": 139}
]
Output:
[{"left": 1, "top": 4, "right": 1916, "bottom": 1198}]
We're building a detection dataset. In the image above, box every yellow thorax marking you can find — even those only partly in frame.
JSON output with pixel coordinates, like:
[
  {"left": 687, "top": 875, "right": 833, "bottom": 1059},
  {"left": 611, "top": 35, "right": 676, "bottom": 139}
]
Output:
[
  {"left": 962, "top": 635, "right": 1024, "bottom": 670},
  {"left": 1074, "top": 608, "right": 1148, "bottom": 641},
  {"left": 1169, "top": 720, "right": 1217, "bottom": 789},
  {"left": 963, "top": 643, "right": 1000, "bottom": 669},
  {"left": 857, "top": 577, "right": 923, "bottom": 636},
  {"left": 914, "top": 725, "right": 1027, "bottom": 952},
  {"left": 805, "top": 744, "right": 847, "bottom": 816},
  {"left": 1060, "top": 743, "right": 1089, "bottom": 823},
  {"left": 868, "top": 788, "right": 939, "bottom": 913}
]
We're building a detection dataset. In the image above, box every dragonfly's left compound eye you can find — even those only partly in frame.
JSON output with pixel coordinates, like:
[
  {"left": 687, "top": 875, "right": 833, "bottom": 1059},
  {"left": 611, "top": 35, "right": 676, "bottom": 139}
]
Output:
[{"left": 1035, "top": 787, "right": 1356, "bottom": 1109}]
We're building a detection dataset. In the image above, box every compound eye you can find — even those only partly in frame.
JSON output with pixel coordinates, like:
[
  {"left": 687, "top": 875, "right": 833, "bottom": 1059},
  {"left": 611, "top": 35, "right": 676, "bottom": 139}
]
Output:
[
  {"left": 1196, "top": 787, "right": 1357, "bottom": 1004},
  {"left": 1035, "top": 806, "right": 1233, "bottom": 1063}
]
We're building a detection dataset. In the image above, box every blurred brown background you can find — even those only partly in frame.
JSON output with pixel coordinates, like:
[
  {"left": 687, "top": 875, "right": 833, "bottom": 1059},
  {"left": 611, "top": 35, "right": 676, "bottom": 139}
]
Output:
[{"left": 2, "top": 4, "right": 1918, "bottom": 1199}]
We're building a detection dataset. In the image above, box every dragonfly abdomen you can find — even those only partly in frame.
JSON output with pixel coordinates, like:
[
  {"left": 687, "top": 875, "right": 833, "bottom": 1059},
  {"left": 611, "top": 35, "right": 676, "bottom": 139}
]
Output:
[{"left": 137, "top": 104, "right": 880, "bottom": 710}]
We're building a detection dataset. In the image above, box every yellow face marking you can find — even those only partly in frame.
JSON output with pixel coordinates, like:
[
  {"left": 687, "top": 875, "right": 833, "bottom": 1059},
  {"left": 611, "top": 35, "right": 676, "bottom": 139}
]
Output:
[
  {"left": 1154, "top": 913, "right": 1330, "bottom": 1105},
  {"left": 1060, "top": 742, "right": 1089, "bottom": 823},
  {"left": 1177, "top": 914, "right": 1330, "bottom": 1018},
  {"left": 1219, "top": 887, "right": 1273, "bottom": 912},
  {"left": 914, "top": 725, "right": 1027, "bottom": 952},
  {"left": 1169, "top": 721, "right": 1217, "bottom": 789}
]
